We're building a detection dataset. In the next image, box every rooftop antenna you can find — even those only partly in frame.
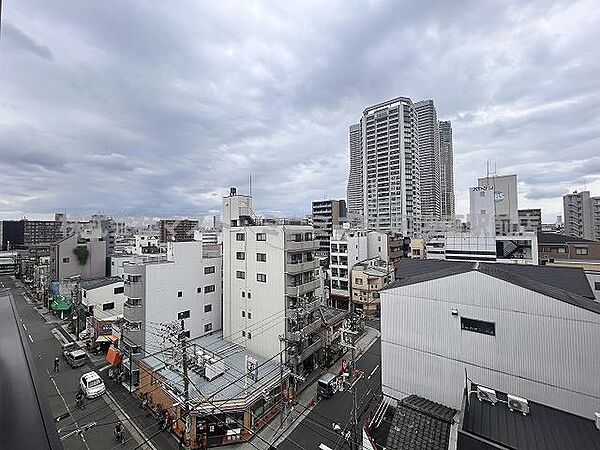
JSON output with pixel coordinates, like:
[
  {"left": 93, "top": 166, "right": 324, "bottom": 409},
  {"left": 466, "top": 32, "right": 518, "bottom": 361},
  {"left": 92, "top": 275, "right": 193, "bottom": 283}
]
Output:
[{"left": 249, "top": 173, "right": 252, "bottom": 197}]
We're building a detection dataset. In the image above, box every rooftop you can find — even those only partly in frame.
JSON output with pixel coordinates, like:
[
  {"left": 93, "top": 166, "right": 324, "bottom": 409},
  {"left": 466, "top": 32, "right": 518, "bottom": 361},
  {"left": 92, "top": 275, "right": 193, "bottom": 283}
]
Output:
[
  {"left": 461, "top": 389, "right": 600, "bottom": 450},
  {"left": 80, "top": 276, "right": 123, "bottom": 290},
  {"left": 141, "top": 332, "right": 282, "bottom": 412},
  {"left": 538, "top": 232, "right": 597, "bottom": 244},
  {"left": 390, "top": 259, "right": 599, "bottom": 314}
]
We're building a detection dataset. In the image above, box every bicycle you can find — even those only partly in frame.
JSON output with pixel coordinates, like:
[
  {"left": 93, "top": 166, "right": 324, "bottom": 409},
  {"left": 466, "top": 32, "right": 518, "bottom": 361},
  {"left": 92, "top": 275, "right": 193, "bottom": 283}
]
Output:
[{"left": 113, "top": 426, "right": 125, "bottom": 444}]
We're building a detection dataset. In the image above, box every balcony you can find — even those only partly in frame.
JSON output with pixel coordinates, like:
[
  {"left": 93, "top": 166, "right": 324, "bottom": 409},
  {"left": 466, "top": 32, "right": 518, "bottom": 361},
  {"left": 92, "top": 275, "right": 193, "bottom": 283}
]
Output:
[
  {"left": 285, "top": 259, "right": 319, "bottom": 274},
  {"left": 298, "top": 339, "right": 322, "bottom": 364},
  {"left": 124, "top": 301, "right": 143, "bottom": 322},
  {"left": 285, "top": 279, "right": 320, "bottom": 296},
  {"left": 124, "top": 280, "right": 142, "bottom": 299},
  {"left": 285, "top": 240, "right": 319, "bottom": 252}
]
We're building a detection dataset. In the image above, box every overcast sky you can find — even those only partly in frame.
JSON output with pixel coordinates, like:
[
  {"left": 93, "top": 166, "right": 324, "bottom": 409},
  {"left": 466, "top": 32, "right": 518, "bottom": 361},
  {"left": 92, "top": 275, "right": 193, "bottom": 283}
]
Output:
[{"left": 1, "top": 1, "right": 599, "bottom": 222}]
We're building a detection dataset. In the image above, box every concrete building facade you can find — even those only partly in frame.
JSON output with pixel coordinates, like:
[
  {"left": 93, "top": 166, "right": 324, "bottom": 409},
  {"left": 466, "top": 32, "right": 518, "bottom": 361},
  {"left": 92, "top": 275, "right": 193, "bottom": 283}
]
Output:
[
  {"left": 415, "top": 100, "right": 441, "bottom": 222},
  {"left": 439, "top": 120, "right": 455, "bottom": 219},
  {"left": 311, "top": 199, "right": 346, "bottom": 257},
  {"left": 518, "top": 208, "right": 542, "bottom": 232},
  {"left": 478, "top": 174, "right": 519, "bottom": 235},
  {"left": 50, "top": 235, "right": 107, "bottom": 281},
  {"left": 350, "top": 257, "right": 394, "bottom": 316},
  {"left": 563, "top": 191, "right": 599, "bottom": 241},
  {"left": 347, "top": 123, "right": 363, "bottom": 219}
]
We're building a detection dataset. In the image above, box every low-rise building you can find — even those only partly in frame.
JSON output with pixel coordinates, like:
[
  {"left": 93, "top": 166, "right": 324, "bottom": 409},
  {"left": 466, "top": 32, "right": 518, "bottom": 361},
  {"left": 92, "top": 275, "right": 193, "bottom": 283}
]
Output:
[
  {"left": 50, "top": 234, "right": 107, "bottom": 281},
  {"left": 80, "top": 277, "right": 126, "bottom": 339},
  {"left": 160, "top": 219, "right": 199, "bottom": 242},
  {"left": 350, "top": 257, "right": 394, "bottom": 316},
  {"left": 518, "top": 208, "right": 542, "bottom": 232},
  {"left": 381, "top": 260, "right": 600, "bottom": 419}
]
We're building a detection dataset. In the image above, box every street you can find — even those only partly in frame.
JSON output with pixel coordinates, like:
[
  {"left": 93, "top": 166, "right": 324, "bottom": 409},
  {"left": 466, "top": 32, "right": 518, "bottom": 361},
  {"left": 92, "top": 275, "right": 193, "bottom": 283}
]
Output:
[
  {"left": 2, "top": 275, "right": 178, "bottom": 450},
  {"left": 278, "top": 336, "right": 382, "bottom": 450}
]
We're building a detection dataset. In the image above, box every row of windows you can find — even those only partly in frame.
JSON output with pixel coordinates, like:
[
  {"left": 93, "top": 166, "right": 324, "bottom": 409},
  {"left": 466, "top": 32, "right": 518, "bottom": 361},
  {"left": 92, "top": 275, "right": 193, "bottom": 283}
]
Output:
[
  {"left": 241, "top": 310, "right": 252, "bottom": 319},
  {"left": 236, "top": 271, "right": 267, "bottom": 282},
  {"left": 178, "top": 309, "right": 213, "bottom": 332},
  {"left": 236, "top": 232, "right": 267, "bottom": 241},
  {"left": 236, "top": 252, "right": 267, "bottom": 262},
  {"left": 177, "top": 285, "right": 216, "bottom": 297}
]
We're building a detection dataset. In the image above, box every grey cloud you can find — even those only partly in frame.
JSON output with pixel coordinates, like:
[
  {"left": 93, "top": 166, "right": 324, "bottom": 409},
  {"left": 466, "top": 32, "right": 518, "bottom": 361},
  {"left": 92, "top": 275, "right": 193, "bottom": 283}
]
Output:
[{"left": 3, "top": 22, "right": 54, "bottom": 60}]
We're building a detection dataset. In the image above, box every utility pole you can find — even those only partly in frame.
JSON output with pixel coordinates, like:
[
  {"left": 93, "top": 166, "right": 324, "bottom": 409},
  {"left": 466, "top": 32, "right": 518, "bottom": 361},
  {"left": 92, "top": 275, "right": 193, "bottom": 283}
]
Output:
[
  {"left": 279, "top": 334, "right": 286, "bottom": 427},
  {"left": 341, "top": 316, "right": 360, "bottom": 450},
  {"left": 180, "top": 318, "right": 190, "bottom": 449}
]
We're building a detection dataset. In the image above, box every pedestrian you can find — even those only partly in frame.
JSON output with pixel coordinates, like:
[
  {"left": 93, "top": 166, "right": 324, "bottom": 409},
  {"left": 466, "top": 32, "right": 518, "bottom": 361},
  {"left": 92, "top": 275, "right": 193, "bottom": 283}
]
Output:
[{"left": 53, "top": 357, "right": 60, "bottom": 373}]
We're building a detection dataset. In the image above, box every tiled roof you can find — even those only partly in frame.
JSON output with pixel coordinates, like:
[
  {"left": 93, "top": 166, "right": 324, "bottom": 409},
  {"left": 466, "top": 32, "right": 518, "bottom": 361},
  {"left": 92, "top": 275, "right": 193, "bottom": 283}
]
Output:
[
  {"left": 385, "top": 395, "right": 457, "bottom": 450},
  {"left": 80, "top": 277, "right": 122, "bottom": 290}
]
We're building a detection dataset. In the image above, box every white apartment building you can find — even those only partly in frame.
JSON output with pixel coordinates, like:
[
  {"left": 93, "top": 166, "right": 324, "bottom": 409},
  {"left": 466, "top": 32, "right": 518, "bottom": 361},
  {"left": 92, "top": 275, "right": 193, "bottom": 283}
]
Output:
[
  {"left": 193, "top": 229, "right": 222, "bottom": 247},
  {"left": 563, "top": 190, "right": 600, "bottom": 240},
  {"left": 348, "top": 97, "right": 421, "bottom": 236},
  {"left": 478, "top": 174, "right": 519, "bottom": 235},
  {"left": 381, "top": 260, "right": 600, "bottom": 419},
  {"left": 222, "top": 188, "right": 322, "bottom": 377},
  {"left": 329, "top": 225, "right": 390, "bottom": 309},
  {"left": 121, "top": 241, "right": 222, "bottom": 387},
  {"left": 439, "top": 120, "right": 455, "bottom": 219},
  {"left": 347, "top": 123, "right": 363, "bottom": 219},
  {"left": 80, "top": 277, "right": 126, "bottom": 337},
  {"left": 415, "top": 100, "right": 441, "bottom": 222}
]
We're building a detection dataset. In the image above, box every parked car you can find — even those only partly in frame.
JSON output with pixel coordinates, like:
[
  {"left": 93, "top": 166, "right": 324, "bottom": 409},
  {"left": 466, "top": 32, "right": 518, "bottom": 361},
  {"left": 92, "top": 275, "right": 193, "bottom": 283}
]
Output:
[
  {"left": 65, "top": 349, "right": 87, "bottom": 368},
  {"left": 61, "top": 342, "right": 79, "bottom": 359},
  {"left": 317, "top": 373, "right": 338, "bottom": 399},
  {"left": 79, "top": 371, "right": 106, "bottom": 399}
]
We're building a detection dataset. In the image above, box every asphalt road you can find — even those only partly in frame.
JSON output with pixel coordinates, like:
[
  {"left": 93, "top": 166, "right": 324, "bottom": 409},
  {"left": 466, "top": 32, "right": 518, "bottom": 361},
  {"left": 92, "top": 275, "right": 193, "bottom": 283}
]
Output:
[
  {"left": 2, "top": 275, "right": 177, "bottom": 450},
  {"left": 278, "top": 337, "right": 382, "bottom": 450}
]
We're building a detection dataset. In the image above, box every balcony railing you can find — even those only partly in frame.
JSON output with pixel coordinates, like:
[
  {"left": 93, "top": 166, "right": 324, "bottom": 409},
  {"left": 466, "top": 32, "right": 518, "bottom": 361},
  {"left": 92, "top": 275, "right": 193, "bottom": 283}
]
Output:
[
  {"left": 285, "top": 279, "right": 320, "bottom": 296},
  {"left": 285, "top": 259, "right": 319, "bottom": 274},
  {"left": 285, "top": 240, "right": 319, "bottom": 252}
]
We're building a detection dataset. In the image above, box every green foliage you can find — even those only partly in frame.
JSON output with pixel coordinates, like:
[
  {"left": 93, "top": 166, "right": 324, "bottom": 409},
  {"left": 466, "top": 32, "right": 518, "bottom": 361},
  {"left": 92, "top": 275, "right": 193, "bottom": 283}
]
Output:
[{"left": 73, "top": 246, "right": 89, "bottom": 265}]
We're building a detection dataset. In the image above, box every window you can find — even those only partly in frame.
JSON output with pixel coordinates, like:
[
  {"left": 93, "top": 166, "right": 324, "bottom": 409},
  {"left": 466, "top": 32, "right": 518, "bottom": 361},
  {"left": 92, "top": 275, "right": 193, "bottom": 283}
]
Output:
[
  {"left": 242, "top": 291, "right": 245, "bottom": 298},
  {"left": 204, "top": 323, "right": 212, "bottom": 332},
  {"left": 256, "top": 233, "right": 267, "bottom": 241},
  {"left": 304, "top": 232, "right": 312, "bottom": 241},
  {"left": 247, "top": 332, "right": 252, "bottom": 339},
  {"left": 205, "top": 285, "right": 215, "bottom": 293},
  {"left": 236, "top": 233, "right": 245, "bottom": 241},
  {"left": 177, "top": 310, "right": 190, "bottom": 320},
  {"left": 180, "top": 330, "right": 190, "bottom": 338},
  {"left": 595, "top": 282, "right": 600, "bottom": 291},
  {"left": 62, "top": 257, "right": 70, "bottom": 263},
  {"left": 355, "top": 278, "right": 363, "bottom": 285},
  {"left": 83, "top": 291, "right": 87, "bottom": 298},
  {"left": 113, "top": 286, "right": 124, "bottom": 294},
  {"left": 557, "top": 247, "right": 566, "bottom": 253},
  {"left": 177, "top": 291, "right": 183, "bottom": 297},
  {"left": 236, "top": 252, "right": 245, "bottom": 260},
  {"left": 461, "top": 317, "right": 495, "bottom": 336},
  {"left": 248, "top": 292, "right": 252, "bottom": 299},
  {"left": 257, "top": 253, "right": 267, "bottom": 262},
  {"left": 242, "top": 311, "right": 245, "bottom": 317},
  {"left": 197, "top": 287, "right": 202, "bottom": 293},
  {"left": 236, "top": 271, "right": 246, "bottom": 279},
  {"left": 102, "top": 302, "right": 115, "bottom": 311},
  {"left": 242, "top": 331, "right": 246, "bottom": 337},
  {"left": 204, "top": 304, "right": 212, "bottom": 313},
  {"left": 575, "top": 247, "right": 588, "bottom": 255},
  {"left": 204, "top": 266, "right": 216, "bottom": 274},
  {"left": 248, "top": 312, "right": 252, "bottom": 319},
  {"left": 257, "top": 273, "right": 267, "bottom": 283}
]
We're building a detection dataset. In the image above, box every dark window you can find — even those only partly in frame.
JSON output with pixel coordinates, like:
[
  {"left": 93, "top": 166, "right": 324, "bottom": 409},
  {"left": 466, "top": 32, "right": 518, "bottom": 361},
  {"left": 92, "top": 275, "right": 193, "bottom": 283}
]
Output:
[
  {"left": 204, "top": 285, "right": 215, "bottom": 293},
  {"left": 257, "top": 253, "right": 267, "bottom": 262},
  {"left": 242, "top": 311, "right": 245, "bottom": 317},
  {"left": 62, "top": 257, "right": 70, "bottom": 263},
  {"left": 242, "top": 291, "right": 245, "bottom": 298},
  {"left": 102, "top": 302, "right": 115, "bottom": 311},
  {"left": 197, "top": 287, "right": 201, "bottom": 293},
  {"left": 236, "top": 233, "right": 245, "bottom": 241},
  {"left": 242, "top": 330, "right": 246, "bottom": 337},
  {"left": 247, "top": 332, "right": 252, "bottom": 339},
  {"left": 256, "top": 233, "right": 267, "bottom": 241},
  {"left": 595, "top": 282, "right": 600, "bottom": 291},
  {"left": 257, "top": 273, "right": 266, "bottom": 282},
  {"left": 248, "top": 292, "right": 252, "bottom": 299},
  {"left": 236, "top": 271, "right": 246, "bottom": 279},
  {"left": 113, "top": 286, "right": 124, "bottom": 294},
  {"left": 204, "top": 266, "right": 216, "bottom": 274},
  {"left": 204, "top": 304, "right": 212, "bottom": 313},
  {"left": 178, "top": 310, "right": 190, "bottom": 320},
  {"left": 177, "top": 291, "right": 183, "bottom": 297},
  {"left": 461, "top": 317, "right": 495, "bottom": 336},
  {"left": 180, "top": 330, "right": 190, "bottom": 338},
  {"left": 204, "top": 323, "right": 212, "bottom": 332},
  {"left": 236, "top": 252, "right": 245, "bottom": 260},
  {"left": 248, "top": 312, "right": 252, "bottom": 319}
]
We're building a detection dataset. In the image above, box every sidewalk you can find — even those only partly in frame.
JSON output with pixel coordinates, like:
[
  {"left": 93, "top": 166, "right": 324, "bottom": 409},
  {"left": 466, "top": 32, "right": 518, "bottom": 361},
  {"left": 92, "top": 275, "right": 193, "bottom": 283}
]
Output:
[{"left": 224, "top": 325, "right": 381, "bottom": 450}]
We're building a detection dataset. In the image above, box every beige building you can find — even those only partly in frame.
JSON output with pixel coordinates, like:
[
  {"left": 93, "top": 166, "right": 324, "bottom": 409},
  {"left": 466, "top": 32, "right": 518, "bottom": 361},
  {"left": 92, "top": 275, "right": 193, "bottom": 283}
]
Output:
[
  {"left": 409, "top": 238, "right": 425, "bottom": 259},
  {"left": 351, "top": 257, "right": 395, "bottom": 316}
]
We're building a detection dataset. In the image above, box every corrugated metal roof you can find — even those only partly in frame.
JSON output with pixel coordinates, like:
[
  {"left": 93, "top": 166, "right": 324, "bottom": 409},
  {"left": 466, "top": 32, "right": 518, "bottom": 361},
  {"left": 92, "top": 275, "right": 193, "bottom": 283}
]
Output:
[
  {"left": 463, "top": 391, "right": 600, "bottom": 450},
  {"left": 80, "top": 276, "right": 122, "bottom": 290},
  {"left": 386, "top": 260, "right": 600, "bottom": 315}
]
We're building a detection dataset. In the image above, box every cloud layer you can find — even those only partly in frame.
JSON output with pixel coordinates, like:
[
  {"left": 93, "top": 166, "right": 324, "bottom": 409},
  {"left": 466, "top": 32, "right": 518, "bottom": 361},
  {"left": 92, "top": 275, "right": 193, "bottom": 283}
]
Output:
[{"left": 1, "top": 0, "right": 599, "bottom": 222}]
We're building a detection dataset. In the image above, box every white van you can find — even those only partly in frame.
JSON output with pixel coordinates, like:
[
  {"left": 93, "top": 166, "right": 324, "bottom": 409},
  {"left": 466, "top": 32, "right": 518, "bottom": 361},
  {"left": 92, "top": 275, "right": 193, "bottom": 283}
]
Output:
[{"left": 65, "top": 349, "right": 87, "bottom": 368}]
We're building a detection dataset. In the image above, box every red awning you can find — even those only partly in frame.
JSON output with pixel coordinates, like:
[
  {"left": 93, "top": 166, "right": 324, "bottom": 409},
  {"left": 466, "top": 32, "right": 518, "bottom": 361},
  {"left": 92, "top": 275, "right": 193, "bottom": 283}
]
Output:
[{"left": 106, "top": 346, "right": 123, "bottom": 366}]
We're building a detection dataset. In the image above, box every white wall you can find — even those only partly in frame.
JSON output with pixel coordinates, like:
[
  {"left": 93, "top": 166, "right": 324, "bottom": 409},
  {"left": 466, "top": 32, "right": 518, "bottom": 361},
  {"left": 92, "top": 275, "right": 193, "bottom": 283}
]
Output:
[
  {"left": 381, "top": 271, "right": 600, "bottom": 418},
  {"left": 143, "top": 242, "right": 222, "bottom": 352},
  {"left": 82, "top": 281, "right": 126, "bottom": 320}
]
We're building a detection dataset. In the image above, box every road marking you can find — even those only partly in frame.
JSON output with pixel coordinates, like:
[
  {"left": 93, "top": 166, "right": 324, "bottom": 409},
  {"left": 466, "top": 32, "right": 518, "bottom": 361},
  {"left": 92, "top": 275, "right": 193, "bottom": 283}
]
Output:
[
  {"left": 28, "top": 333, "right": 34, "bottom": 343},
  {"left": 98, "top": 364, "right": 111, "bottom": 372},
  {"left": 104, "top": 389, "right": 159, "bottom": 450},
  {"left": 368, "top": 364, "right": 380, "bottom": 380},
  {"left": 47, "top": 369, "right": 90, "bottom": 450},
  {"left": 23, "top": 323, "right": 27, "bottom": 331}
]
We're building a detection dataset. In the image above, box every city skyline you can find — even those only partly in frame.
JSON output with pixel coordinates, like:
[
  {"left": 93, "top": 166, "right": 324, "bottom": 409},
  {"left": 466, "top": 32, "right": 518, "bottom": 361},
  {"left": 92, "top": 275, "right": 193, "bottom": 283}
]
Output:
[{"left": 2, "top": 1, "right": 600, "bottom": 222}]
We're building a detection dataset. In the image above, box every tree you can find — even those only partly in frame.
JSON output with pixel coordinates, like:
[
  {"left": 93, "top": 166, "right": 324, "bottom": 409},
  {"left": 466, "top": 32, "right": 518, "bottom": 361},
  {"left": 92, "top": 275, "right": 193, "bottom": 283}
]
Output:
[{"left": 73, "top": 246, "right": 89, "bottom": 265}]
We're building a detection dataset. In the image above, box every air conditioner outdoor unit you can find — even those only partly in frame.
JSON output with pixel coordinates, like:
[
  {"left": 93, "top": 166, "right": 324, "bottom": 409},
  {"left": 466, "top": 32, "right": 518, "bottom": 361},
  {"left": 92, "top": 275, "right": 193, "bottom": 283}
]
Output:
[
  {"left": 477, "top": 386, "right": 497, "bottom": 405},
  {"left": 508, "top": 394, "right": 529, "bottom": 415}
]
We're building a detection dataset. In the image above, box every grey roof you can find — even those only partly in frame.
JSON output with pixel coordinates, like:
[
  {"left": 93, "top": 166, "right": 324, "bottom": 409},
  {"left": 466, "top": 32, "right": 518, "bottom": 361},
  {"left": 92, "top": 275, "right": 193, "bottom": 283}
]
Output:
[
  {"left": 538, "top": 232, "right": 597, "bottom": 244},
  {"left": 141, "top": 332, "right": 281, "bottom": 407},
  {"left": 463, "top": 390, "right": 600, "bottom": 450},
  {"left": 80, "top": 277, "right": 122, "bottom": 290},
  {"left": 385, "top": 395, "right": 457, "bottom": 450},
  {"left": 388, "top": 259, "right": 600, "bottom": 315}
]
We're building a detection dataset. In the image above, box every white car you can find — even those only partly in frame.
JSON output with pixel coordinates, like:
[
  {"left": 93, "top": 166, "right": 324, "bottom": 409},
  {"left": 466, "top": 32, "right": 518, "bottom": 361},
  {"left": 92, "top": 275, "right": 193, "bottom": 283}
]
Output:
[{"left": 79, "top": 371, "right": 106, "bottom": 399}]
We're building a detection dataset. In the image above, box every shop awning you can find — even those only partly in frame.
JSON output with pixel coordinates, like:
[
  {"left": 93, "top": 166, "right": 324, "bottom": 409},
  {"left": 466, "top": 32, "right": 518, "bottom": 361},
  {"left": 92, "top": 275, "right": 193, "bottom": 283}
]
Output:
[
  {"left": 50, "top": 296, "right": 72, "bottom": 311},
  {"left": 106, "top": 346, "right": 123, "bottom": 366},
  {"left": 95, "top": 335, "right": 112, "bottom": 343}
]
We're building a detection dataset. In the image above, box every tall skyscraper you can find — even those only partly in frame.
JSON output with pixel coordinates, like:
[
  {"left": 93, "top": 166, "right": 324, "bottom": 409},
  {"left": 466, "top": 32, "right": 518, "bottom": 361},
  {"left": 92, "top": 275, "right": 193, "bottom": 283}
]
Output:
[
  {"left": 415, "top": 100, "right": 441, "bottom": 222},
  {"left": 438, "top": 120, "right": 455, "bottom": 219},
  {"left": 351, "top": 97, "right": 421, "bottom": 236},
  {"left": 478, "top": 174, "right": 519, "bottom": 235},
  {"left": 347, "top": 123, "right": 363, "bottom": 220}
]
